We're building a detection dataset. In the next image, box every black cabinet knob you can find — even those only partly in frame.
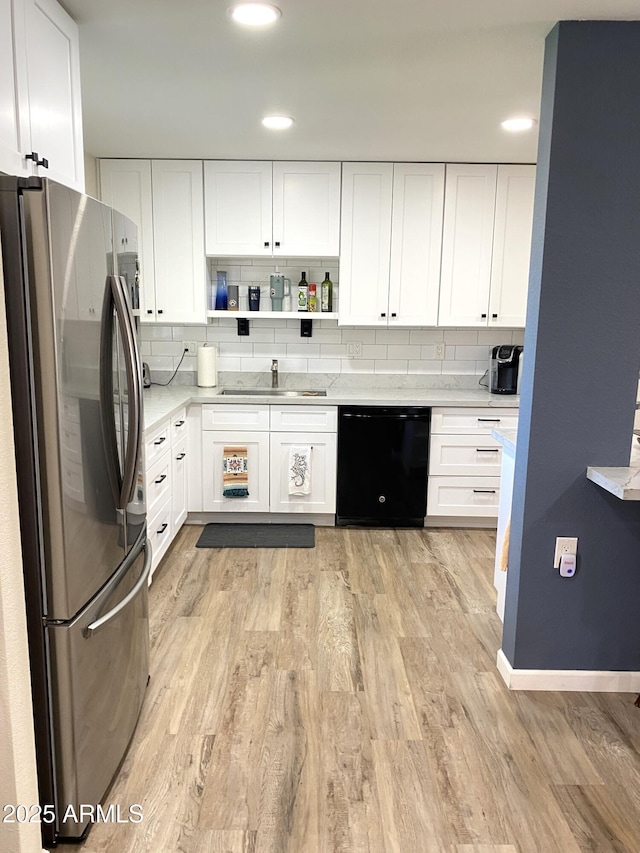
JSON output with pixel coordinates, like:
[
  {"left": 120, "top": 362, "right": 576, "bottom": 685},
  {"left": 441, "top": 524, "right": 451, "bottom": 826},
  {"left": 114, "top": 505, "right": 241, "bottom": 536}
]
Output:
[
  {"left": 264, "top": 241, "right": 270, "bottom": 248},
  {"left": 147, "top": 309, "right": 153, "bottom": 314},
  {"left": 275, "top": 241, "right": 280, "bottom": 247},
  {"left": 391, "top": 312, "right": 397, "bottom": 318},
  {"left": 380, "top": 312, "right": 386, "bottom": 318},
  {"left": 157, "top": 309, "right": 163, "bottom": 314},
  {"left": 481, "top": 313, "right": 487, "bottom": 319},
  {"left": 492, "top": 313, "right": 498, "bottom": 319}
]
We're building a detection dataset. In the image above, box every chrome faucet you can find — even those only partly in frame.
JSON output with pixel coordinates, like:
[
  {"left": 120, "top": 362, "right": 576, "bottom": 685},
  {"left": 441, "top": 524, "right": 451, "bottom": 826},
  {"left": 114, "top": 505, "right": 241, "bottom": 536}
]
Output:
[{"left": 271, "top": 359, "right": 279, "bottom": 388}]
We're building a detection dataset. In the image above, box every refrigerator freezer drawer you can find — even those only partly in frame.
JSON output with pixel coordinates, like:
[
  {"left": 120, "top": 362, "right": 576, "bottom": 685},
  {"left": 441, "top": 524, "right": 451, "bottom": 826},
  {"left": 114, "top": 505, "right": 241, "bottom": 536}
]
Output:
[{"left": 48, "top": 537, "right": 150, "bottom": 840}]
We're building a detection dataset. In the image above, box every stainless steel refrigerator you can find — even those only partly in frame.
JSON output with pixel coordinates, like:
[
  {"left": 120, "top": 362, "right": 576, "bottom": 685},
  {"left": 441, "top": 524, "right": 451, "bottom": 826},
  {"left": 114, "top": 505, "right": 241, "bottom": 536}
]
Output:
[{"left": 0, "top": 176, "right": 150, "bottom": 846}]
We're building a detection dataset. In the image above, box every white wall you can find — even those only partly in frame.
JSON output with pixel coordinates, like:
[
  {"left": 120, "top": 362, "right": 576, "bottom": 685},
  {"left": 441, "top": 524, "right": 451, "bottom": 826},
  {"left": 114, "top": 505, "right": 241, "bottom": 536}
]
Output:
[
  {"left": 83, "top": 152, "right": 98, "bottom": 198},
  {"left": 0, "top": 255, "right": 42, "bottom": 852}
]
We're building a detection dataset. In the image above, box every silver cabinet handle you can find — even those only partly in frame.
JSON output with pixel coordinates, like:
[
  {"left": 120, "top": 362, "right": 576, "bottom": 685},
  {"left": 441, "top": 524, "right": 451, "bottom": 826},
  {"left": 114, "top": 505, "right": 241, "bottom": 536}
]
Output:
[{"left": 85, "top": 539, "right": 152, "bottom": 637}]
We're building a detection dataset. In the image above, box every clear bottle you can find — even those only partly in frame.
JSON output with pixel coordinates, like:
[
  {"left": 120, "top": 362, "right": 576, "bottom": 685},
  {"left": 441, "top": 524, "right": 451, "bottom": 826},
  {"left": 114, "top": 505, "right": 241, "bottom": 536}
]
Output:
[
  {"left": 308, "top": 283, "right": 317, "bottom": 312},
  {"left": 321, "top": 271, "right": 333, "bottom": 312},
  {"left": 297, "top": 271, "right": 308, "bottom": 311}
]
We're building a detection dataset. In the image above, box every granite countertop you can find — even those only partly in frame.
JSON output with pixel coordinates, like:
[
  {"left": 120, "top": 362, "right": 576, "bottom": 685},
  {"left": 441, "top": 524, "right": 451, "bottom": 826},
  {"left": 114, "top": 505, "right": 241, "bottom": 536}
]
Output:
[
  {"left": 142, "top": 384, "right": 520, "bottom": 432},
  {"left": 586, "top": 436, "right": 640, "bottom": 500}
]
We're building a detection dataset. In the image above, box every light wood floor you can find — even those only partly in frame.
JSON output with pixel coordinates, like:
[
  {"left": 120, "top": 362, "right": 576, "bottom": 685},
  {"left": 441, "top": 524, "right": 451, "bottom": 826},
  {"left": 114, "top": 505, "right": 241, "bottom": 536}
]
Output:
[{"left": 79, "top": 526, "right": 640, "bottom": 852}]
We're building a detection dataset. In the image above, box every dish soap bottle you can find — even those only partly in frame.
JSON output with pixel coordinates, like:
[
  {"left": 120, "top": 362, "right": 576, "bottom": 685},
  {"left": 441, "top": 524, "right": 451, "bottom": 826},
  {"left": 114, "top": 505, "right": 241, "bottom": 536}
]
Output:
[
  {"left": 298, "top": 271, "right": 308, "bottom": 311},
  {"left": 321, "top": 272, "right": 333, "bottom": 312}
]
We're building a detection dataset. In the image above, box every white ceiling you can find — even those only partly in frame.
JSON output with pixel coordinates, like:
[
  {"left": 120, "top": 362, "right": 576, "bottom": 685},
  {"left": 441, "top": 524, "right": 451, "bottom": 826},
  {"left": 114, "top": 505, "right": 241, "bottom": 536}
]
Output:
[{"left": 61, "top": 0, "right": 640, "bottom": 163}]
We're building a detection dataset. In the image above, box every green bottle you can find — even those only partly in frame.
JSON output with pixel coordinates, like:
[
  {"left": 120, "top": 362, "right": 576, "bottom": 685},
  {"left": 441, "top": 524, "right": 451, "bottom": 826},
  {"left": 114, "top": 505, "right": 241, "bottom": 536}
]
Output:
[{"left": 321, "top": 272, "right": 333, "bottom": 312}]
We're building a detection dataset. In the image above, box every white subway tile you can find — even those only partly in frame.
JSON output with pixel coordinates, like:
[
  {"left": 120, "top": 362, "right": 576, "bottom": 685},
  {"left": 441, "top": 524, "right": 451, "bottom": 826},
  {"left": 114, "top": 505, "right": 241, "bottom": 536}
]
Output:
[
  {"left": 455, "top": 345, "right": 491, "bottom": 361},
  {"left": 218, "top": 342, "right": 254, "bottom": 357},
  {"left": 375, "top": 329, "right": 411, "bottom": 345},
  {"left": 339, "top": 359, "right": 376, "bottom": 373},
  {"left": 409, "top": 330, "right": 442, "bottom": 344},
  {"left": 145, "top": 325, "right": 173, "bottom": 341},
  {"left": 311, "top": 329, "right": 342, "bottom": 344},
  {"left": 171, "top": 325, "right": 208, "bottom": 341},
  {"left": 320, "top": 344, "right": 348, "bottom": 357},
  {"left": 387, "top": 345, "right": 422, "bottom": 359},
  {"left": 217, "top": 356, "right": 242, "bottom": 371},
  {"left": 442, "top": 330, "right": 479, "bottom": 344},
  {"left": 240, "top": 266, "right": 273, "bottom": 282},
  {"left": 408, "top": 359, "right": 444, "bottom": 374},
  {"left": 151, "top": 341, "right": 183, "bottom": 356},
  {"left": 308, "top": 358, "right": 341, "bottom": 373},
  {"left": 245, "top": 328, "right": 275, "bottom": 343},
  {"left": 340, "top": 329, "right": 377, "bottom": 344},
  {"left": 206, "top": 327, "right": 244, "bottom": 343},
  {"left": 240, "top": 357, "right": 273, "bottom": 372},
  {"left": 511, "top": 330, "right": 525, "bottom": 344},
  {"left": 420, "top": 345, "right": 437, "bottom": 360},
  {"left": 362, "top": 345, "right": 387, "bottom": 359},
  {"left": 374, "top": 360, "right": 408, "bottom": 374},
  {"left": 177, "top": 355, "right": 197, "bottom": 371},
  {"left": 286, "top": 343, "right": 321, "bottom": 358},
  {"left": 477, "top": 329, "right": 512, "bottom": 345},
  {"left": 140, "top": 341, "right": 152, "bottom": 356},
  {"left": 280, "top": 358, "right": 308, "bottom": 372},
  {"left": 253, "top": 343, "right": 287, "bottom": 357},
  {"left": 442, "top": 360, "right": 477, "bottom": 375},
  {"left": 146, "top": 355, "right": 173, "bottom": 370}
]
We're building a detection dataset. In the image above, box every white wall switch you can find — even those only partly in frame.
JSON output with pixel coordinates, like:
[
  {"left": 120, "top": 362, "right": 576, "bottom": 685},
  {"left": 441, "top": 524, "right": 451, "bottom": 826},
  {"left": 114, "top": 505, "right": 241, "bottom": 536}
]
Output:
[{"left": 553, "top": 536, "right": 578, "bottom": 568}]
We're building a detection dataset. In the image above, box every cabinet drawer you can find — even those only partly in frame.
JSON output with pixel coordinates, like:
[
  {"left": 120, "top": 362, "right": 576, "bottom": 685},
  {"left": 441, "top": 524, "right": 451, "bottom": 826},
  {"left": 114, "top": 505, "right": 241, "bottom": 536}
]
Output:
[
  {"left": 145, "top": 418, "right": 171, "bottom": 467},
  {"left": 431, "top": 407, "right": 518, "bottom": 435},
  {"left": 148, "top": 497, "right": 173, "bottom": 575},
  {"left": 62, "top": 459, "right": 84, "bottom": 503},
  {"left": 60, "top": 419, "right": 82, "bottom": 465},
  {"left": 202, "top": 404, "right": 270, "bottom": 431},
  {"left": 171, "top": 407, "right": 188, "bottom": 444},
  {"left": 429, "top": 434, "right": 503, "bottom": 477},
  {"left": 427, "top": 476, "right": 500, "bottom": 518},
  {"left": 270, "top": 405, "right": 337, "bottom": 433},
  {"left": 145, "top": 450, "right": 172, "bottom": 517}
]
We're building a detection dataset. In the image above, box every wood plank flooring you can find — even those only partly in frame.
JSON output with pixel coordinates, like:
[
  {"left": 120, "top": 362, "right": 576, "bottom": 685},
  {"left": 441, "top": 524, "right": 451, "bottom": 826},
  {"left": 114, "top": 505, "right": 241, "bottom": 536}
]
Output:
[{"left": 78, "top": 526, "right": 640, "bottom": 852}]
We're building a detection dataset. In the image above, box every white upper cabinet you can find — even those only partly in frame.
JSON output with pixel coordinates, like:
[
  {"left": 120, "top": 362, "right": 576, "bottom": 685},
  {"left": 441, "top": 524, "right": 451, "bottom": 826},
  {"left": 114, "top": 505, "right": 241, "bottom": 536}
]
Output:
[
  {"left": 99, "top": 159, "right": 156, "bottom": 319},
  {"left": 389, "top": 163, "right": 445, "bottom": 326},
  {"left": 438, "top": 163, "right": 535, "bottom": 327},
  {"left": 489, "top": 164, "right": 536, "bottom": 327},
  {"left": 204, "top": 160, "right": 341, "bottom": 257},
  {"left": 0, "top": 0, "right": 29, "bottom": 176},
  {"left": 151, "top": 160, "right": 206, "bottom": 324},
  {"left": 0, "top": 0, "right": 84, "bottom": 189},
  {"left": 438, "top": 164, "right": 498, "bottom": 326},
  {"left": 204, "top": 160, "right": 272, "bottom": 256},
  {"left": 271, "top": 161, "right": 341, "bottom": 257},
  {"left": 339, "top": 162, "right": 445, "bottom": 326},
  {"left": 23, "top": 0, "right": 84, "bottom": 190}
]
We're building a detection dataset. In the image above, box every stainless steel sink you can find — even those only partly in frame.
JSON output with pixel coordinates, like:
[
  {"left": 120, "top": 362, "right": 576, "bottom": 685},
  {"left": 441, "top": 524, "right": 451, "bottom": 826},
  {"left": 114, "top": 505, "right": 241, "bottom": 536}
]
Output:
[{"left": 220, "top": 389, "right": 327, "bottom": 397}]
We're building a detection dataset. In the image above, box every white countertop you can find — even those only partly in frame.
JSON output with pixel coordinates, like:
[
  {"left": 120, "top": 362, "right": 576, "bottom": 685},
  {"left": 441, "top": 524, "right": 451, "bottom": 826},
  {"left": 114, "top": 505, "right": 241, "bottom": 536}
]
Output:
[
  {"left": 586, "top": 466, "right": 640, "bottom": 500},
  {"left": 142, "top": 384, "right": 520, "bottom": 432},
  {"left": 491, "top": 427, "right": 517, "bottom": 455}
]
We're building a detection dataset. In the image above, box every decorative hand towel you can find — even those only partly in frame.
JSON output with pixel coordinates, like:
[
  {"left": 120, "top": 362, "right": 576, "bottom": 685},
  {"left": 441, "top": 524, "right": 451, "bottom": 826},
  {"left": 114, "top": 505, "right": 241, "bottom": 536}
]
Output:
[
  {"left": 222, "top": 446, "right": 249, "bottom": 497},
  {"left": 289, "top": 445, "right": 311, "bottom": 496}
]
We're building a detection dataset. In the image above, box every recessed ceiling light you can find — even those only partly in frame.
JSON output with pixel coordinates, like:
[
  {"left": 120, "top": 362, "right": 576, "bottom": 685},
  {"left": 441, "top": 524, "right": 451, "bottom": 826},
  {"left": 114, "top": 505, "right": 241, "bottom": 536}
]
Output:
[
  {"left": 229, "top": 3, "right": 281, "bottom": 25},
  {"left": 501, "top": 117, "right": 536, "bottom": 132},
  {"left": 261, "top": 115, "right": 294, "bottom": 130}
]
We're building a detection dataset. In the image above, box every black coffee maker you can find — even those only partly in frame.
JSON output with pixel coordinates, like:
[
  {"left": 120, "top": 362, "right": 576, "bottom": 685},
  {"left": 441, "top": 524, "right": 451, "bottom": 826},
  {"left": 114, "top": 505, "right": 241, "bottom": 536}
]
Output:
[{"left": 490, "top": 345, "right": 523, "bottom": 394}]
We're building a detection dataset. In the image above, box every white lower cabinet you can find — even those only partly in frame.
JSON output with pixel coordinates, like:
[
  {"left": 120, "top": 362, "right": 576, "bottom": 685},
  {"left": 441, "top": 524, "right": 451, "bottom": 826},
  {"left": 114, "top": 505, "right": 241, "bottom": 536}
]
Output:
[
  {"left": 427, "top": 407, "right": 517, "bottom": 523},
  {"left": 269, "top": 432, "right": 337, "bottom": 514},
  {"left": 202, "top": 430, "right": 271, "bottom": 512},
  {"left": 144, "top": 406, "right": 190, "bottom": 579},
  {"left": 200, "top": 403, "right": 337, "bottom": 516}
]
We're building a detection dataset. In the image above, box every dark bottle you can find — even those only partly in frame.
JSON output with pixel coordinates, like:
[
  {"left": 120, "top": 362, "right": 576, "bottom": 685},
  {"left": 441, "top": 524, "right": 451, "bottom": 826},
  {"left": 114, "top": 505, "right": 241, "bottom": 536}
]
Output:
[
  {"left": 298, "top": 271, "right": 308, "bottom": 311},
  {"left": 321, "top": 272, "right": 333, "bottom": 312}
]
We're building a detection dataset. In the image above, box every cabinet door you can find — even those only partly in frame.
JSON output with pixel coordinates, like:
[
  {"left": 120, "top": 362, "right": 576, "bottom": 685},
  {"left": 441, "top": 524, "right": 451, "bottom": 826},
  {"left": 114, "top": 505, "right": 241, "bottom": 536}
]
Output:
[
  {"left": 269, "top": 432, "right": 337, "bottom": 514},
  {"left": 172, "top": 438, "right": 188, "bottom": 532},
  {"left": 99, "top": 159, "right": 156, "bottom": 321},
  {"left": 489, "top": 164, "right": 535, "bottom": 328},
  {"left": 338, "top": 163, "right": 393, "bottom": 326},
  {"left": 23, "top": 0, "right": 84, "bottom": 190},
  {"left": 152, "top": 160, "right": 206, "bottom": 324},
  {"left": 438, "top": 164, "right": 497, "bottom": 326},
  {"left": 389, "top": 163, "right": 445, "bottom": 326},
  {"left": 202, "top": 431, "right": 270, "bottom": 512},
  {"left": 0, "top": 0, "right": 29, "bottom": 176},
  {"left": 272, "top": 161, "right": 341, "bottom": 257},
  {"left": 204, "top": 160, "right": 272, "bottom": 256}
]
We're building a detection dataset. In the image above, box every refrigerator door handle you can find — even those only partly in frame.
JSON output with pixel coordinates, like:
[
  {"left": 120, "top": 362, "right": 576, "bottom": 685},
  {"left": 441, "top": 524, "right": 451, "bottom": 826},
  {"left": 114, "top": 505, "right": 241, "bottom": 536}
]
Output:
[
  {"left": 111, "top": 275, "right": 142, "bottom": 509},
  {"left": 84, "top": 539, "right": 152, "bottom": 637},
  {"left": 99, "top": 276, "right": 123, "bottom": 506}
]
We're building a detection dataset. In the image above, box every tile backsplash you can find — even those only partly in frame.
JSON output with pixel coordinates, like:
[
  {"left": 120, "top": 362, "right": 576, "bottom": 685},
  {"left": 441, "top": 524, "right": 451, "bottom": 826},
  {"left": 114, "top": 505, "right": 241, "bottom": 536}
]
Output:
[{"left": 140, "top": 256, "right": 524, "bottom": 384}]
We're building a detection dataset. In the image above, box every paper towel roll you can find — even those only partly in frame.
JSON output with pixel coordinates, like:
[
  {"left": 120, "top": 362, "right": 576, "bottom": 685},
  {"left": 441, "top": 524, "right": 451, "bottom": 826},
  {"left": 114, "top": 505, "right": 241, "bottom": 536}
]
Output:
[{"left": 197, "top": 344, "right": 218, "bottom": 387}]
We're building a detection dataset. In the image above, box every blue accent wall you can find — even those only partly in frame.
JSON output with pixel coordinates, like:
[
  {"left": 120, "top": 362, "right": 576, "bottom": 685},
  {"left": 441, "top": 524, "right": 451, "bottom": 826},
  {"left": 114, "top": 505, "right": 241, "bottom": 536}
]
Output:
[{"left": 502, "top": 21, "right": 640, "bottom": 671}]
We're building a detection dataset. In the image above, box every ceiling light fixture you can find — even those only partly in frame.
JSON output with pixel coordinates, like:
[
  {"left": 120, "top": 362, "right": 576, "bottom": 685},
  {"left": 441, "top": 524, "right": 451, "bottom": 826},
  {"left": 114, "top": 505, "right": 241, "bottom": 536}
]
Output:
[
  {"left": 501, "top": 117, "right": 536, "bottom": 132},
  {"left": 261, "top": 115, "right": 294, "bottom": 130},
  {"left": 229, "top": 3, "right": 281, "bottom": 25}
]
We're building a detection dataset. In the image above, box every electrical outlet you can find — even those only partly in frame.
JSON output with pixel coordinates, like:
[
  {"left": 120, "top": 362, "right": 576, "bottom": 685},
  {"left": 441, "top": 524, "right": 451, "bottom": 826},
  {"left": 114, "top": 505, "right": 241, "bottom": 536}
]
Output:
[
  {"left": 182, "top": 340, "right": 196, "bottom": 355},
  {"left": 553, "top": 537, "right": 578, "bottom": 568},
  {"left": 435, "top": 342, "right": 445, "bottom": 360},
  {"left": 347, "top": 341, "right": 362, "bottom": 359}
]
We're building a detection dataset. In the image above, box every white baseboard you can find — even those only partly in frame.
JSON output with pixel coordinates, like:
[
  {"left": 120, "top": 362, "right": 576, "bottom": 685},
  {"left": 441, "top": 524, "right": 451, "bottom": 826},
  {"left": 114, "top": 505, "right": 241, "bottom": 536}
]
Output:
[{"left": 496, "top": 649, "right": 640, "bottom": 692}]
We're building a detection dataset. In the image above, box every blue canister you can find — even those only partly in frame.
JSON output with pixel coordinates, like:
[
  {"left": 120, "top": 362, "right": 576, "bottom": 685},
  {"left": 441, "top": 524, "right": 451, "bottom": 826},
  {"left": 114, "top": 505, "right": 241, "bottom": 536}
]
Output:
[{"left": 215, "top": 270, "right": 228, "bottom": 310}]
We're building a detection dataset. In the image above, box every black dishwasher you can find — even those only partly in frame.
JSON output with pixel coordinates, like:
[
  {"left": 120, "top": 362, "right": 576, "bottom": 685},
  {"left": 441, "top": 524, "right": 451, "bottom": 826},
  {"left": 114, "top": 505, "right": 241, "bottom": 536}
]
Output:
[{"left": 336, "top": 406, "right": 431, "bottom": 527}]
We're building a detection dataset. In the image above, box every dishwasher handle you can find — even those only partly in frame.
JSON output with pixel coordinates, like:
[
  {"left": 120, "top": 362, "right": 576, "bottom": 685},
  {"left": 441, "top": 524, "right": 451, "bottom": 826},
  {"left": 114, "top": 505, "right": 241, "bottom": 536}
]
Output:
[{"left": 341, "top": 412, "right": 429, "bottom": 420}]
